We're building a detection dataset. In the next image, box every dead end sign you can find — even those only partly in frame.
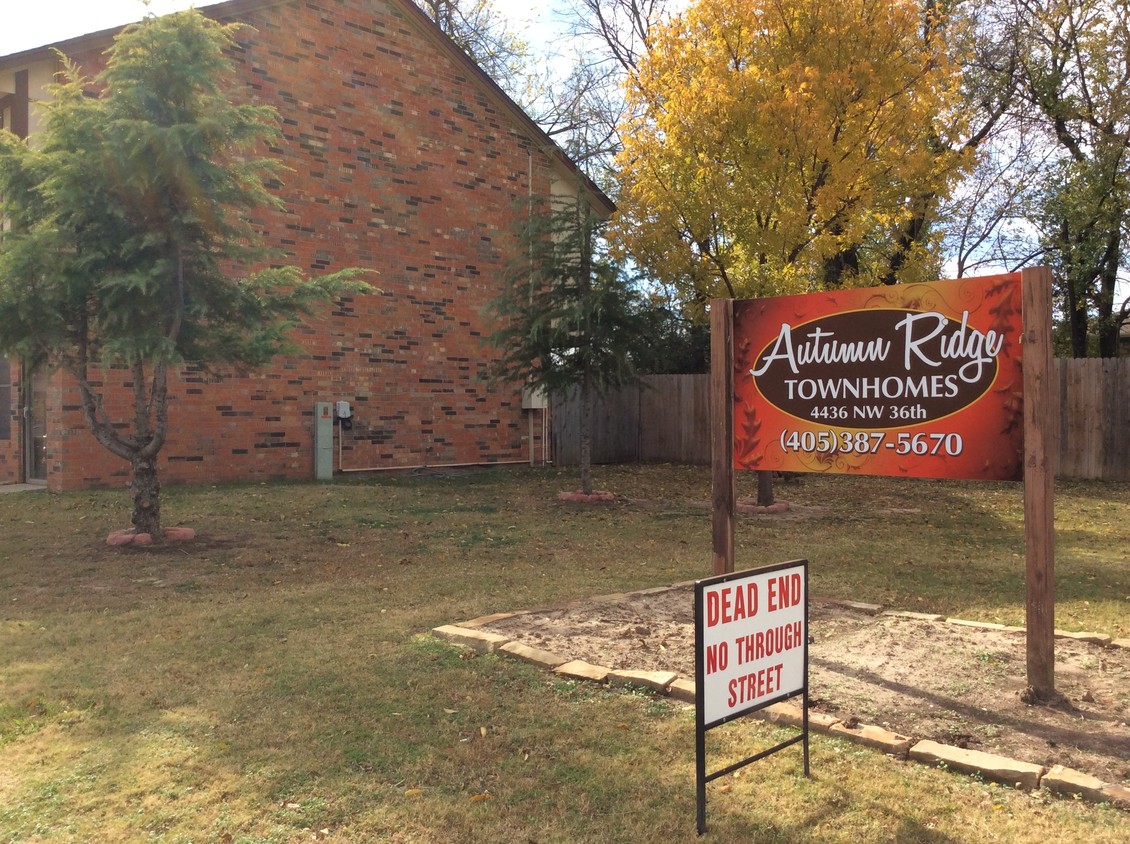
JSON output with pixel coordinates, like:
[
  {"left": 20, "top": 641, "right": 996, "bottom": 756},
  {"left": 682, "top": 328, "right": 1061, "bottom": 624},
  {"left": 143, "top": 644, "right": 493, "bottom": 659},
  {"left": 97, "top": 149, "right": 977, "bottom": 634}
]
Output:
[{"left": 694, "top": 560, "right": 810, "bottom": 833}]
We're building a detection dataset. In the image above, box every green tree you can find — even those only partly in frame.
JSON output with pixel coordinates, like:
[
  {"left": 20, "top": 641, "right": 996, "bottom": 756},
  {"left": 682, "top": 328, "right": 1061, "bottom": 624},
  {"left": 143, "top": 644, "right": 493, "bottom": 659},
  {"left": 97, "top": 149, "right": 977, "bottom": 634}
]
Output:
[
  {"left": 486, "top": 192, "right": 646, "bottom": 496},
  {"left": 630, "top": 300, "right": 710, "bottom": 374},
  {"left": 1018, "top": 0, "right": 1130, "bottom": 357},
  {"left": 937, "top": 0, "right": 1130, "bottom": 356},
  {"left": 0, "top": 10, "right": 367, "bottom": 537}
]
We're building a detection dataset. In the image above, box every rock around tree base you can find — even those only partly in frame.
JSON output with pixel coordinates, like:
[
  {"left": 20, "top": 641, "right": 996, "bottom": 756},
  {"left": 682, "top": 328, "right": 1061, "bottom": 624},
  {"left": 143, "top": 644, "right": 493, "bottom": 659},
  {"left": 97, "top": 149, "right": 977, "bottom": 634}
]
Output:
[
  {"left": 736, "top": 499, "right": 790, "bottom": 515},
  {"left": 557, "top": 490, "right": 616, "bottom": 503},
  {"left": 106, "top": 526, "right": 197, "bottom": 546}
]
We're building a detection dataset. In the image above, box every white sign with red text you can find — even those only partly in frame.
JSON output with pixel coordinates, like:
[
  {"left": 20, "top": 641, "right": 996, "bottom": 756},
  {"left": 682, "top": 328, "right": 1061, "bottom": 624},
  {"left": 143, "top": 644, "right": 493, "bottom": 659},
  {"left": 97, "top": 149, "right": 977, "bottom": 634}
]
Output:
[{"left": 697, "top": 562, "right": 806, "bottom": 727}]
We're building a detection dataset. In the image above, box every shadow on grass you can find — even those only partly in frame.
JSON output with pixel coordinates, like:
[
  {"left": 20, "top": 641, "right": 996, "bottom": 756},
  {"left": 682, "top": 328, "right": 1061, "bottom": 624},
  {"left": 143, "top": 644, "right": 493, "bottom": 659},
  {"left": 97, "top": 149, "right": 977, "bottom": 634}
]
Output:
[
  {"left": 811, "top": 655, "right": 1130, "bottom": 760},
  {"left": 1, "top": 608, "right": 1023, "bottom": 842}
]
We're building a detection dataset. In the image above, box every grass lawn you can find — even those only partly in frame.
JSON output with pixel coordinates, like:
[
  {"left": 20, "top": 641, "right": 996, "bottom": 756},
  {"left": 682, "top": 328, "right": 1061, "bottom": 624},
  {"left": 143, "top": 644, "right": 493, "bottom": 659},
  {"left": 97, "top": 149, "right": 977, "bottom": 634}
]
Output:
[{"left": 1, "top": 465, "right": 1128, "bottom": 842}]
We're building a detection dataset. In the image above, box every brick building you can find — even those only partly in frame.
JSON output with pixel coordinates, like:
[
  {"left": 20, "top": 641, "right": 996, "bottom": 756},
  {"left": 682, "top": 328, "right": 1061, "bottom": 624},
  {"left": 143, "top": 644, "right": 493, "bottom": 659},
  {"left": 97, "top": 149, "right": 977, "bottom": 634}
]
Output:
[{"left": 0, "top": 0, "right": 611, "bottom": 490}]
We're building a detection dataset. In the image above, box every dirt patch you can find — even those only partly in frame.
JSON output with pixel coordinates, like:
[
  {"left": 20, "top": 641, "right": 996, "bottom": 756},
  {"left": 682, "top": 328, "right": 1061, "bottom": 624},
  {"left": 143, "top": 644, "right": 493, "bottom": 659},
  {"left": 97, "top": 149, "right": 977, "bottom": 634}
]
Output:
[{"left": 481, "top": 585, "right": 1130, "bottom": 787}]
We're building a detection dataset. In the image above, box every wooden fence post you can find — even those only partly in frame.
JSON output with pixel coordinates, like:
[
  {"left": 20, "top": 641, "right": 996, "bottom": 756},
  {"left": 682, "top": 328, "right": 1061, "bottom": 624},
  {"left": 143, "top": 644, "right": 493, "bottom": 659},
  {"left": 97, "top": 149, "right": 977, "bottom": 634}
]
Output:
[{"left": 710, "top": 299, "right": 735, "bottom": 576}]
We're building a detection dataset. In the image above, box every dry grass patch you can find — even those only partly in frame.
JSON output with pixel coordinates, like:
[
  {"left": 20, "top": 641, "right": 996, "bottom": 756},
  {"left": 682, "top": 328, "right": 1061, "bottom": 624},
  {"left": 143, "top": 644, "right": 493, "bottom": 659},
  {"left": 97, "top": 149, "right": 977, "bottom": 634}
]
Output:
[{"left": 1, "top": 466, "right": 1128, "bottom": 842}]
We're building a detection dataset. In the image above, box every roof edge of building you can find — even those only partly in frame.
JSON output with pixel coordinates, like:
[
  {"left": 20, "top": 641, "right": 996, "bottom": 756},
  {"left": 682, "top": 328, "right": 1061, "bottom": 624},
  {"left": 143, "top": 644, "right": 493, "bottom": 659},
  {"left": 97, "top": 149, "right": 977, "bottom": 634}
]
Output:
[{"left": 1, "top": 0, "right": 615, "bottom": 217}]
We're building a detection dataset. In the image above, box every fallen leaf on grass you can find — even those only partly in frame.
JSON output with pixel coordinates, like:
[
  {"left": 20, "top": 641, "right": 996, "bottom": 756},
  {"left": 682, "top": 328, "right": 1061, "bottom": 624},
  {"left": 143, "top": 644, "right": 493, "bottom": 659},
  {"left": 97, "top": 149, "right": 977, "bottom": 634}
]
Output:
[
  {"left": 404, "top": 788, "right": 424, "bottom": 797},
  {"left": 480, "top": 726, "right": 488, "bottom": 737}
]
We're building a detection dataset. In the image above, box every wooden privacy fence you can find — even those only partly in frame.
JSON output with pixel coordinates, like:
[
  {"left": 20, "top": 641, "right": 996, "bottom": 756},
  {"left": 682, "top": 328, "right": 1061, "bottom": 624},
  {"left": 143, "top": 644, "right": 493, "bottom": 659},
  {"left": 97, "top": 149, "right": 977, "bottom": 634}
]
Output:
[
  {"left": 550, "top": 375, "right": 711, "bottom": 467},
  {"left": 552, "top": 360, "right": 1130, "bottom": 481},
  {"left": 1057, "top": 358, "right": 1130, "bottom": 480}
]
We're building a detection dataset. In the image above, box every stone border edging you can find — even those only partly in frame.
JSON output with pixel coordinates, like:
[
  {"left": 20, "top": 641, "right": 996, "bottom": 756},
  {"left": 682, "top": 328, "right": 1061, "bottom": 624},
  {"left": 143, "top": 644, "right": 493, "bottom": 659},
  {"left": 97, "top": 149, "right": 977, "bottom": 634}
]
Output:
[{"left": 432, "top": 585, "right": 1130, "bottom": 811}]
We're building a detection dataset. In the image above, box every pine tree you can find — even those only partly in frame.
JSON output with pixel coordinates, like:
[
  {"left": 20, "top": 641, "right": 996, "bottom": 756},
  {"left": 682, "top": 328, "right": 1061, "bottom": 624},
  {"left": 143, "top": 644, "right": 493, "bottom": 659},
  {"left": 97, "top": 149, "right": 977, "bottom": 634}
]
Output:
[
  {"left": 0, "top": 10, "right": 368, "bottom": 537},
  {"left": 486, "top": 192, "right": 645, "bottom": 495}
]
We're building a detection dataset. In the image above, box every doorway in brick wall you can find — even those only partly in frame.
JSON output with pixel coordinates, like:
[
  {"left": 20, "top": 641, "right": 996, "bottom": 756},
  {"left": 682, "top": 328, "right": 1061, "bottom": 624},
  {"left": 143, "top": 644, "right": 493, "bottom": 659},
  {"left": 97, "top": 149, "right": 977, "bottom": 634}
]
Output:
[{"left": 23, "top": 366, "right": 46, "bottom": 483}]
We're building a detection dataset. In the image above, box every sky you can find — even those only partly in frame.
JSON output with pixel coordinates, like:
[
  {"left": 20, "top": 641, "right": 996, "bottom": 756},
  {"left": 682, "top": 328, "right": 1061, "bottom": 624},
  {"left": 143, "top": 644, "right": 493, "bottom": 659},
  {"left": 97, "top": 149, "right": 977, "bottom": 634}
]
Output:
[{"left": 0, "top": 0, "right": 563, "bottom": 57}]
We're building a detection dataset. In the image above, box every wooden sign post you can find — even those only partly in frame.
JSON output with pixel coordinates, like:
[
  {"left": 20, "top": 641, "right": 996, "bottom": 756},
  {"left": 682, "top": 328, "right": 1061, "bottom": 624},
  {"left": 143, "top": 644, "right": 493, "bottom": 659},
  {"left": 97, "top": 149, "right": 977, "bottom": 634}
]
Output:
[
  {"left": 1021, "top": 267, "right": 1056, "bottom": 698},
  {"left": 710, "top": 298, "right": 735, "bottom": 576}
]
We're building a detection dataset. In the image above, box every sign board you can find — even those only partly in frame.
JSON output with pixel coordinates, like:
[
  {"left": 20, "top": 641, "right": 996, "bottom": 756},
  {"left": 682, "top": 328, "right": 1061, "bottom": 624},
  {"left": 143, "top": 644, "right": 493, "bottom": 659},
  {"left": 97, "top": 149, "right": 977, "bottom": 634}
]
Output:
[
  {"left": 696, "top": 561, "right": 807, "bottom": 727},
  {"left": 732, "top": 274, "right": 1023, "bottom": 480},
  {"left": 695, "top": 560, "right": 809, "bottom": 833}
]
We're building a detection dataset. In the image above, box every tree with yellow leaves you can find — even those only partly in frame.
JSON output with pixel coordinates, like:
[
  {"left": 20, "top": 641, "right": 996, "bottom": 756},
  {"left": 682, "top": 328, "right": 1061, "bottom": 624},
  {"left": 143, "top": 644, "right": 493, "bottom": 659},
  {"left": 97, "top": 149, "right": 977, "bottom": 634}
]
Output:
[{"left": 614, "top": 0, "right": 972, "bottom": 307}]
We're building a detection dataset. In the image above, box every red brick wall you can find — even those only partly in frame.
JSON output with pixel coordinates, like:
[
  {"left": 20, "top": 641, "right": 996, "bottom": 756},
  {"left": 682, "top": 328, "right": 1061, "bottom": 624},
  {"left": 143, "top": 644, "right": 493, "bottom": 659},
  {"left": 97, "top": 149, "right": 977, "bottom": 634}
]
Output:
[{"left": 41, "top": 0, "right": 556, "bottom": 491}]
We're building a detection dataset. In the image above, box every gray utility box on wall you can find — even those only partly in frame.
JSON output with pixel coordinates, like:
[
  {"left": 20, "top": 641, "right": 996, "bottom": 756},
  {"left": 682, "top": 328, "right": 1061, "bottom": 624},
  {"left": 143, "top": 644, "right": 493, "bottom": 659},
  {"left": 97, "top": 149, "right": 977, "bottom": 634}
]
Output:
[
  {"left": 521, "top": 385, "right": 548, "bottom": 410},
  {"left": 314, "top": 402, "right": 334, "bottom": 481}
]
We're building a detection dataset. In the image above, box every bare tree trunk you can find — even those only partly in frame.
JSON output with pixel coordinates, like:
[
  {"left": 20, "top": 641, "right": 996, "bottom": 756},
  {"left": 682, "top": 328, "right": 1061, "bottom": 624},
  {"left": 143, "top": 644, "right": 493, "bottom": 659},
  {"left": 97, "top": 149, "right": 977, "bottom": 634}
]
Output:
[
  {"left": 580, "top": 371, "right": 594, "bottom": 496},
  {"left": 128, "top": 357, "right": 168, "bottom": 537},
  {"left": 1097, "top": 242, "right": 1122, "bottom": 358},
  {"left": 1065, "top": 276, "right": 1090, "bottom": 358},
  {"left": 578, "top": 192, "right": 595, "bottom": 497},
  {"left": 72, "top": 355, "right": 170, "bottom": 539},
  {"left": 131, "top": 454, "right": 162, "bottom": 537}
]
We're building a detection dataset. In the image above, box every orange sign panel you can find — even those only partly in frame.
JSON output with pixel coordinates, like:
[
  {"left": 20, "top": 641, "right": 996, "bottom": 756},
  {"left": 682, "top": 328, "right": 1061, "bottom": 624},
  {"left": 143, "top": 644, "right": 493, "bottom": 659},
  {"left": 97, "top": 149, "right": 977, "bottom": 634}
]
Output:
[{"left": 733, "top": 274, "right": 1024, "bottom": 480}]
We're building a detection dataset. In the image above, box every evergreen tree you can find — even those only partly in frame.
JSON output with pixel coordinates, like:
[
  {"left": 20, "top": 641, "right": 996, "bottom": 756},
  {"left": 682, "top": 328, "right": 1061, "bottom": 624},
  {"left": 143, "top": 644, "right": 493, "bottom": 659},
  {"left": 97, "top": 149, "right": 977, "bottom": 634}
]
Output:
[
  {"left": 486, "top": 193, "right": 645, "bottom": 495},
  {"left": 0, "top": 10, "right": 368, "bottom": 537}
]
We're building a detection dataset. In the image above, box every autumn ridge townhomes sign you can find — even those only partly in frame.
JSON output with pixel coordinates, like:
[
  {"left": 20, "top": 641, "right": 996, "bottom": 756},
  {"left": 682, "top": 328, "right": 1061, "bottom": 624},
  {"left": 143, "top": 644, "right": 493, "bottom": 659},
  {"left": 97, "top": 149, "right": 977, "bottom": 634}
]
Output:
[
  {"left": 701, "top": 270, "right": 1054, "bottom": 831},
  {"left": 733, "top": 274, "right": 1024, "bottom": 481}
]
